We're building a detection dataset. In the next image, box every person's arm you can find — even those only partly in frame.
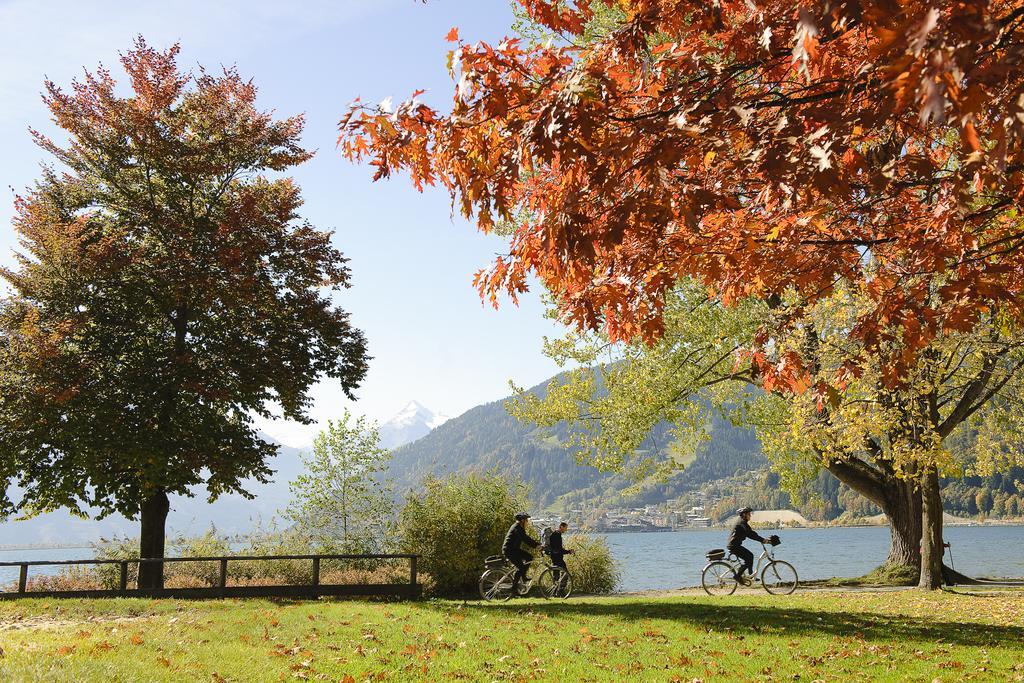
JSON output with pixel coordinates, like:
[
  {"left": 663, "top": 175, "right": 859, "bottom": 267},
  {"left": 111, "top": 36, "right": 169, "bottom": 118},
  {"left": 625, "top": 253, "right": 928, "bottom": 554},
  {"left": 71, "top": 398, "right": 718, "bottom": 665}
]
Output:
[
  {"left": 525, "top": 532, "right": 540, "bottom": 548},
  {"left": 747, "top": 523, "right": 767, "bottom": 544}
]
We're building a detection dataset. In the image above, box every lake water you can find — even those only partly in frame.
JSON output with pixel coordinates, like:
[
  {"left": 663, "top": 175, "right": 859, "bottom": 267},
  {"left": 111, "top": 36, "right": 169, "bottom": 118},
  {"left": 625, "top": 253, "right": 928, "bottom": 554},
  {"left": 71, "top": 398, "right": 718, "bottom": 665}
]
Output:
[
  {"left": 2, "top": 525, "right": 1023, "bottom": 592},
  {"left": 597, "top": 525, "right": 1024, "bottom": 592}
]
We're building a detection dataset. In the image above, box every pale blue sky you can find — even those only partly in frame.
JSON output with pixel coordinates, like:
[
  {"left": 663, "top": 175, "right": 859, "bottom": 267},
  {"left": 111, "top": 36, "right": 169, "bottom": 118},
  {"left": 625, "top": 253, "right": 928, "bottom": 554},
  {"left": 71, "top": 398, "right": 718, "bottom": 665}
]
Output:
[{"left": 0, "top": 0, "right": 568, "bottom": 447}]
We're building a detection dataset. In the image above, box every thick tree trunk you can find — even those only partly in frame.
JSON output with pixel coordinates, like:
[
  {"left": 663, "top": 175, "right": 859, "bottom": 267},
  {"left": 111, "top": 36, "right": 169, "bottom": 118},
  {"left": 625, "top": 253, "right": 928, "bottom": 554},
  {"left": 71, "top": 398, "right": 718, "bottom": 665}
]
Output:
[
  {"left": 919, "top": 466, "right": 944, "bottom": 589},
  {"left": 880, "top": 478, "right": 922, "bottom": 571},
  {"left": 138, "top": 489, "right": 169, "bottom": 590},
  {"left": 827, "top": 460, "right": 921, "bottom": 576}
]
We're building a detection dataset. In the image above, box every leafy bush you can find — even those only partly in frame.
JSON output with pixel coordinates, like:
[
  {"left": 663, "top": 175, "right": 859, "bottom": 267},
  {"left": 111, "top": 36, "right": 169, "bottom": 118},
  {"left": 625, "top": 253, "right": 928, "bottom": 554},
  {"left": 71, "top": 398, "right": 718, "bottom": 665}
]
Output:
[
  {"left": 397, "top": 473, "right": 528, "bottom": 595},
  {"left": 562, "top": 534, "right": 619, "bottom": 594}
]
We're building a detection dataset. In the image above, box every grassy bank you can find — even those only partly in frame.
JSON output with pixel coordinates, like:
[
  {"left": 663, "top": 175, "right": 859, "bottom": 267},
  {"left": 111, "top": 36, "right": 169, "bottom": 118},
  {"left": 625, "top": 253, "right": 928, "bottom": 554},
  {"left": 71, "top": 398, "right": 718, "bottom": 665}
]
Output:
[{"left": 1, "top": 590, "right": 1022, "bottom": 682}]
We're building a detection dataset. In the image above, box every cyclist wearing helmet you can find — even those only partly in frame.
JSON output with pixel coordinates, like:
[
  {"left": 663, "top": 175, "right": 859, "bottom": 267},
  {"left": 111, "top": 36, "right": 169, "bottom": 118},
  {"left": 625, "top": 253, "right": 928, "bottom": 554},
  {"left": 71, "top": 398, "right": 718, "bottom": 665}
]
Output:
[
  {"left": 727, "top": 507, "right": 766, "bottom": 585},
  {"left": 503, "top": 513, "right": 540, "bottom": 590}
]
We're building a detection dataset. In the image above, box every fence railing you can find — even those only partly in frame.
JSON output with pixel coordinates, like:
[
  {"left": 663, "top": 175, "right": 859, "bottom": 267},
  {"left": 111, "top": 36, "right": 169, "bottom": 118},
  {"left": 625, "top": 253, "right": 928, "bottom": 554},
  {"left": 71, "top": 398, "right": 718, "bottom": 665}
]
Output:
[{"left": 0, "top": 553, "right": 421, "bottom": 600}]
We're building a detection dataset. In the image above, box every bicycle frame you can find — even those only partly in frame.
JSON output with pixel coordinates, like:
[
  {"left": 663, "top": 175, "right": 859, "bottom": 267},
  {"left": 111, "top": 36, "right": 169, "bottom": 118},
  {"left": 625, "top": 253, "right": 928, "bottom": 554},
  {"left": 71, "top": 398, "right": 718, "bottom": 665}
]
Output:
[{"left": 726, "top": 542, "right": 775, "bottom": 575}]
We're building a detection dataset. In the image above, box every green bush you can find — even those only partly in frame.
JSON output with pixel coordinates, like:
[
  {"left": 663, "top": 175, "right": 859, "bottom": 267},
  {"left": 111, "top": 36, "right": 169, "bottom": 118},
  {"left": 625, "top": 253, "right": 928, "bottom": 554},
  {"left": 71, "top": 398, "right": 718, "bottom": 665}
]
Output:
[
  {"left": 562, "top": 534, "right": 619, "bottom": 594},
  {"left": 397, "top": 473, "right": 528, "bottom": 595}
]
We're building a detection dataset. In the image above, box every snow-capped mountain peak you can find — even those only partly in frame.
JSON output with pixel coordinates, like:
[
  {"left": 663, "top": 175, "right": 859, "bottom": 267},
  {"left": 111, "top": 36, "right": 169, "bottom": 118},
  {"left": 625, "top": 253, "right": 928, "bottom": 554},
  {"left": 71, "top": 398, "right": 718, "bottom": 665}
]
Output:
[{"left": 379, "top": 401, "right": 448, "bottom": 448}]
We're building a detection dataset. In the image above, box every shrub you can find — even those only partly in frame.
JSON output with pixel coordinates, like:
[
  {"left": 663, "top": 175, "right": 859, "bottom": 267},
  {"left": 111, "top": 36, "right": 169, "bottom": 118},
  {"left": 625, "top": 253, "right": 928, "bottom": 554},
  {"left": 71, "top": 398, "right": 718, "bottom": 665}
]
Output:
[
  {"left": 563, "top": 534, "right": 619, "bottom": 594},
  {"left": 397, "top": 473, "right": 528, "bottom": 595}
]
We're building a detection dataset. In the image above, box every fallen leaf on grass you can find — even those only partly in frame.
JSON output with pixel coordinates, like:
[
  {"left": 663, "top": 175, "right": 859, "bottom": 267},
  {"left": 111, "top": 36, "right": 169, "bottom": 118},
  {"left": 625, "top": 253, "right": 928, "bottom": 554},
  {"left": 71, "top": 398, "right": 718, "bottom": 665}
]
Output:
[
  {"left": 131, "top": 633, "right": 144, "bottom": 646},
  {"left": 157, "top": 656, "right": 172, "bottom": 667}
]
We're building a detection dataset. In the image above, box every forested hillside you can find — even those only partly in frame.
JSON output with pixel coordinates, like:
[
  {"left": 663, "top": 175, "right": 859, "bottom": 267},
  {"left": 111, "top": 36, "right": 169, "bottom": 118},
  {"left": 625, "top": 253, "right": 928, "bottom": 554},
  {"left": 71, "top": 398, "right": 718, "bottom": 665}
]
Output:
[{"left": 387, "top": 375, "right": 1024, "bottom": 522}]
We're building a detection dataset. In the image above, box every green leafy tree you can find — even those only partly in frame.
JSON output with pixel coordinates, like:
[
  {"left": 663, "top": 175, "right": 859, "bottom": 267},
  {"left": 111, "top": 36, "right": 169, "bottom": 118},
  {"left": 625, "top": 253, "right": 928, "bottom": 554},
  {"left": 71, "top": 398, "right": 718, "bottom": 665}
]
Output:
[
  {"left": 513, "top": 279, "right": 1024, "bottom": 586},
  {"left": 0, "top": 40, "right": 368, "bottom": 588},
  {"left": 285, "top": 412, "right": 394, "bottom": 553}
]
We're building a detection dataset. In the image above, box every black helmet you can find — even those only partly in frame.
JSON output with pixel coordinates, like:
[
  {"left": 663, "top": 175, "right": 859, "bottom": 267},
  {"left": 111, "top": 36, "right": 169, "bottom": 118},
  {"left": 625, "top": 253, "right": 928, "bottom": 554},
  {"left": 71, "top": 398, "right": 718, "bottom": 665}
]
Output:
[
  {"left": 737, "top": 506, "right": 753, "bottom": 515},
  {"left": 514, "top": 512, "right": 531, "bottom": 521}
]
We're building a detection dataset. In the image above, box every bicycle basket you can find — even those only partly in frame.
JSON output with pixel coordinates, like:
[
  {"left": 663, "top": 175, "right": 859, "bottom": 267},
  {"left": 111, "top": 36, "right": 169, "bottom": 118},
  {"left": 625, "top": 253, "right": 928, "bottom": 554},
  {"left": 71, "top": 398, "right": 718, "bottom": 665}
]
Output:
[
  {"left": 768, "top": 534, "right": 781, "bottom": 546},
  {"left": 705, "top": 548, "right": 726, "bottom": 561},
  {"left": 484, "top": 554, "right": 507, "bottom": 568}
]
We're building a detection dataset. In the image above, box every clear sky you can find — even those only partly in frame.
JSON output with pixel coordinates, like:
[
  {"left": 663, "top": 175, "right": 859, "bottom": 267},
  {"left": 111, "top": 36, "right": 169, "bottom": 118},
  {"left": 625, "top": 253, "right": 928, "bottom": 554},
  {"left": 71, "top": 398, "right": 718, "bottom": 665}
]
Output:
[{"left": 0, "top": 0, "right": 568, "bottom": 447}]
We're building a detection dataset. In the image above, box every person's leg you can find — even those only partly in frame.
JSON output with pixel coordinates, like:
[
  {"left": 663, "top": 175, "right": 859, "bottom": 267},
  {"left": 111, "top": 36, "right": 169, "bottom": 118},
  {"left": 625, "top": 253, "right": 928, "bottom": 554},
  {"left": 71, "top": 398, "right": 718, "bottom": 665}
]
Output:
[
  {"left": 733, "top": 546, "right": 754, "bottom": 578},
  {"left": 552, "top": 555, "right": 568, "bottom": 586},
  {"left": 509, "top": 552, "right": 528, "bottom": 585}
]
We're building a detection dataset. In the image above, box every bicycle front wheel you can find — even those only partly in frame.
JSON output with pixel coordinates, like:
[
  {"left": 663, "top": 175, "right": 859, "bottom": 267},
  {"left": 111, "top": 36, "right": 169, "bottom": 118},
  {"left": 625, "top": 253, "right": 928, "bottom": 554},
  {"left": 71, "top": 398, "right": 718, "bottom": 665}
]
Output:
[
  {"left": 479, "top": 568, "right": 515, "bottom": 601},
  {"left": 537, "top": 567, "right": 573, "bottom": 599},
  {"left": 761, "top": 560, "right": 798, "bottom": 595},
  {"left": 702, "top": 561, "right": 738, "bottom": 596}
]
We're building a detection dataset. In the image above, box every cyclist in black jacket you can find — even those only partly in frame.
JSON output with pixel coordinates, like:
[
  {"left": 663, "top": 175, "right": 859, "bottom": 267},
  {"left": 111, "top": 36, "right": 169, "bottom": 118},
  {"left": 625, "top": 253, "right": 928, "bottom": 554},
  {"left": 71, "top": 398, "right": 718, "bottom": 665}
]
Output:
[
  {"left": 503, "top": 513, "right": 540, "bottom": 589},
  {"left": 547, "top": 521, "right": 574, "bottom": 578},
  {"left": 728, "top": 507, "right": 765, "bottom": 584}
]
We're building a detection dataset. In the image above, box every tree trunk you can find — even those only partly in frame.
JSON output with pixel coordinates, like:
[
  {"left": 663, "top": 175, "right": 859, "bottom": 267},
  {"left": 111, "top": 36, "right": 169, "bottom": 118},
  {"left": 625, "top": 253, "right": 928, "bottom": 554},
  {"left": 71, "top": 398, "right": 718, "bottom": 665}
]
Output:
[
  {"left": 138, "top": 489, "right": 169, "bottom": 590},
  {"left": 827, "top": 460, "right": 921, "bottom": 576},
  {"left": 919, "top": 466, "right": 944, "bottom": 590},
  {"left": 880, "top": 478, "right": 922, "bottom": 571}
]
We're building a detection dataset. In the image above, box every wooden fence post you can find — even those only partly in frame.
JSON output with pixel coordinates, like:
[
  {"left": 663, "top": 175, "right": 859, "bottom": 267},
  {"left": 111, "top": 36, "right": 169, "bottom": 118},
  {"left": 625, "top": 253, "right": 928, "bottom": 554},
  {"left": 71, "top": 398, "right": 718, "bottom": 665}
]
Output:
[
  {"left": 410, "top": 555, "right": 418, "bottom": 588},
  {"left": 312, "top": 557, "right": 320, "bottom": 589},
  {"left": 119, "top": 561, "right": 129, "bottom": 592},
  {"left": 18, "top": 564, "right": 27, "bottom": 593},
  {"left": 219, "top": 559, "right": 228, "bottom": 593}
]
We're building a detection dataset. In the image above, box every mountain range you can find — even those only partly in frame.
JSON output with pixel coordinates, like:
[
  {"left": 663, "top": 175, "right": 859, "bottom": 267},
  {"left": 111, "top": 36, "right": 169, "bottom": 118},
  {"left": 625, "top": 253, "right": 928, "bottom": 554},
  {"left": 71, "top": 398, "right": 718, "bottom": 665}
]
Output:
[
  {"left": 385, "top": 378, "right": 1024, "bottom": 522},
  {"left": 4, "top": 374, "right": 1023, "bottom": 547},
  {"left": 0, "top": 435, "right": 308, "bottom": 547},
  {"left": 0, "top": 401, "right": 448, "bottom": 547},
  {"left": 384, "top": 378, "right": 768, "bottom": 511}
]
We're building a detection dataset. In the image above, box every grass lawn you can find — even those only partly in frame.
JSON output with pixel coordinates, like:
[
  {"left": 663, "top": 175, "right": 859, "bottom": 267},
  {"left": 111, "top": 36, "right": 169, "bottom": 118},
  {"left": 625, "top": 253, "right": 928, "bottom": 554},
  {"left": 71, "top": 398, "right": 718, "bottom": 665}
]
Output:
[{"left": 1, "top": 589, "right": 1022, "bottom": 682}]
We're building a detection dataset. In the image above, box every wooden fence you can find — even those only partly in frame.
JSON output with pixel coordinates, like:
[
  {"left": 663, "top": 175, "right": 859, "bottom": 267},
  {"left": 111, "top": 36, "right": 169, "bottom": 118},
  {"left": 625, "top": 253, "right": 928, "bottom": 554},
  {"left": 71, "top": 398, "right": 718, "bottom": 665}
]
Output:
[{"left": 0, "top": 553, "right": 421, "bottom": 600}]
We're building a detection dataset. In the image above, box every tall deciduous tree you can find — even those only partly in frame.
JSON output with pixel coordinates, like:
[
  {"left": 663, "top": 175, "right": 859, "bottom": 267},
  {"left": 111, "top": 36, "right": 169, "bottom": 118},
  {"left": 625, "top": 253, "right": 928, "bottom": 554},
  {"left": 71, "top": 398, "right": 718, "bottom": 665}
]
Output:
[
  {"left": 512, "top": 280, "right": 1024, "bottom": 583},
  {"left": 0, "top": 39, "right": 368, "bottom": 589},
  {"left": 341, "top": 0, "right": 1024, "bottom": 589},
  {"left": 285, "top": 412, "right": 394, "bottom": 554},
  {"left": 342, "top": 0, "right": 1024, "bottom": 383}
]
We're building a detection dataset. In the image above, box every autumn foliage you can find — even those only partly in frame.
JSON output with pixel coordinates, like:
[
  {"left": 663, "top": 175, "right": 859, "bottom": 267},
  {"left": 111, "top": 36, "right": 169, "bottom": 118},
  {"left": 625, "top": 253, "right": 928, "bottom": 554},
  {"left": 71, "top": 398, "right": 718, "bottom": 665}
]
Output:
[{"left": 341, "top": 0, "right": 1024, "bottom": 390}]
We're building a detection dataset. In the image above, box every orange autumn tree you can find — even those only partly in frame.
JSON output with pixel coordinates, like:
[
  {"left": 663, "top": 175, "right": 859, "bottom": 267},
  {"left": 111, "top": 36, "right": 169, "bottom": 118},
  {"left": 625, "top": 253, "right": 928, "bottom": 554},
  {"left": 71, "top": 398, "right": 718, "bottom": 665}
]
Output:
[
  {"left": 0, "top": 40, "right": 368, "bottom": 589},
  {"left": 341, "top": 1, "right": 1024, "bottom": 587}
]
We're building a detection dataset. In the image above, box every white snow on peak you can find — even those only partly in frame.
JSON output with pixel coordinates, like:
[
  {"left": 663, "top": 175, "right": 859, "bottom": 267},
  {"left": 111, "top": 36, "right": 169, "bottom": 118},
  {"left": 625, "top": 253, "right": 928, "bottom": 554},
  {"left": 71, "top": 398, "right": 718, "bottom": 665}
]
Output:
[
  {"left": 392, "top": 400, "right": 433, "bottom": 425},
  {"left": 378, "top": 401, "right": 448, "bottom": 448}
]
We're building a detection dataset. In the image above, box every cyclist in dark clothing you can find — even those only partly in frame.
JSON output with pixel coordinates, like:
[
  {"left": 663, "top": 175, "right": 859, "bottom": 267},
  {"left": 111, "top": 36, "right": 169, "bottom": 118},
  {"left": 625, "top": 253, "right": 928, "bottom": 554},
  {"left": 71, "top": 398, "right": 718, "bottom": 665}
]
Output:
[
  {"left": 728, "top": 507, "right": 766, "bottom": 584},
  {"left": 503, "top": 512, "right": 540, "bottom": 589},
  {"left": 547, "top": 521, "right": 574, "bottom": 579}
]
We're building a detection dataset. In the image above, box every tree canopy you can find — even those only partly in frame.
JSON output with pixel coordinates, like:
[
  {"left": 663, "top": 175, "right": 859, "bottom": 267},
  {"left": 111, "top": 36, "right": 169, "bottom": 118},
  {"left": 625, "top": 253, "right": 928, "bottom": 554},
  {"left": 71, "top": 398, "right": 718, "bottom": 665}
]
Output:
[
  {"left": 0, "top": 39, "right": 368, "bottom": 585},
  {"left": 341, "top": 0, "right": 1024, "bottom": 392}
]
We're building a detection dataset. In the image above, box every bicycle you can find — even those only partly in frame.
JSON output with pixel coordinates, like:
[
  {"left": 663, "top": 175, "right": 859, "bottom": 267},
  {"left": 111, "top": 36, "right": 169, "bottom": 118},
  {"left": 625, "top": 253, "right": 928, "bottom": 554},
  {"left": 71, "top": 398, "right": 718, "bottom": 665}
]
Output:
[
  {"left": 478, "top": 554, "right": 573, "bottom": 601},
  {"left": 701, "top": 538, "right": 798, "bottom": 596}
]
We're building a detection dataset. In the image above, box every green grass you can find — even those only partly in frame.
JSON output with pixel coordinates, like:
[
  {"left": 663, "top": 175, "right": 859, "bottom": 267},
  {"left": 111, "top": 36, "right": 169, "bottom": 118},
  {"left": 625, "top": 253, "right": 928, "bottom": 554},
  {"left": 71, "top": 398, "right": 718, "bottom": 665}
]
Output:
[{"left": 1, "top": 590, "right": 1022, "bottom": 682}]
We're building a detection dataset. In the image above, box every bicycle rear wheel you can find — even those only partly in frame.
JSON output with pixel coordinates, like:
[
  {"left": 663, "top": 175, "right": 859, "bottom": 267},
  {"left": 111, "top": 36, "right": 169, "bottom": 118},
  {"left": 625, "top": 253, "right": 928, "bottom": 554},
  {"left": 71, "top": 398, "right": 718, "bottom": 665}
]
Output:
[
  {"left": 537, "top": 567, "right": 573, "bottom": 599},
  {"left": 702, "top": 561, "right": 738, "bottom": 596},
  {"left": 761, "top": 560, "right": 798, "bottom": 595},
  {"left": 479, "top": 568, "right": 515, "bottom": 601}
]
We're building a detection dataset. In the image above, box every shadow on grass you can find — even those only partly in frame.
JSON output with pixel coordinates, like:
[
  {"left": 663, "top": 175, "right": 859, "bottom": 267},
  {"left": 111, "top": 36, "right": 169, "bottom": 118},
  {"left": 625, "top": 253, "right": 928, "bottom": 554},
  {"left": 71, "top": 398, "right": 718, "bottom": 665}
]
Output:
[{"left": 423, "top": 598, "right": 1024, "bottom": 649}]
